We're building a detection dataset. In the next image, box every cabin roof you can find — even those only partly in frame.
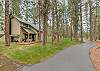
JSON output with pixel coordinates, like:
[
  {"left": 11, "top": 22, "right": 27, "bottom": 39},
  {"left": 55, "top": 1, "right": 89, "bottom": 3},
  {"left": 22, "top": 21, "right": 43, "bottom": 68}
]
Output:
[
  {"left": 14, "top": 16, "right": 39, "bottom": 31},
  {"left": 0, "top": 31, "right": 4, "bottom": 38},
  {"left": 0, "top": 31, "right": 4, "bottom": 34},
  {"left": 22, "top": 27, "right": 37, "bottom": 34}
]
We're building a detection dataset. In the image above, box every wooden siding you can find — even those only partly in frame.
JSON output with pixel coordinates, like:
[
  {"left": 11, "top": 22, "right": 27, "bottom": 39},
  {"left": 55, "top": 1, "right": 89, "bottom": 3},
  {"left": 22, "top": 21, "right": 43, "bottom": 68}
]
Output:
[
  {"left": 11, "top": 18, "right": 20, "bottom": 35},
  {"left": 11, "top": 17, "right": 39, "bottom": 42}
]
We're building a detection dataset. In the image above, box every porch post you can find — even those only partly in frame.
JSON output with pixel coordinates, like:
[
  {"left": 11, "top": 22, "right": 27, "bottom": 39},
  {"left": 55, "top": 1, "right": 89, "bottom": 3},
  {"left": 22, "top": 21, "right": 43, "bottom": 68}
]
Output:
[{"left": 28, "top": 33, "right": 30, "bottom": 43}]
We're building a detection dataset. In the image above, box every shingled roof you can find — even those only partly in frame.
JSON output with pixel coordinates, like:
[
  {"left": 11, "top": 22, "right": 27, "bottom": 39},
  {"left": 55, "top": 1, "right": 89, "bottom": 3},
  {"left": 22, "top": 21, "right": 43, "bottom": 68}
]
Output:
[
  {"left": 21, "top": 27, "right": 37, "bottom": 34},
  {"left": 0, "top": 31, "right": 4, "bottom": 38},
  {"left": 14, "top": 16, "right": 39, "bottom": 31}
]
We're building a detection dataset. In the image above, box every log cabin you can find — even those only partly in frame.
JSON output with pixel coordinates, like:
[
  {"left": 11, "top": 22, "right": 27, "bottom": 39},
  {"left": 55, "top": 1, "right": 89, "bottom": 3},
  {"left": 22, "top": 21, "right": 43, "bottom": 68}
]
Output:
[{"left": 10, "top": 16, "right": 40, "bottom": 42}]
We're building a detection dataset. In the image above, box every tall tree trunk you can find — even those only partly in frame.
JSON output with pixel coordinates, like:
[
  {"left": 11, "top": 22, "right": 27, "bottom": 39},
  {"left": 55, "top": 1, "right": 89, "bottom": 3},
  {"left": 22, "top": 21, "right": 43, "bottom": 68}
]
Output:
[
  {"left": 89, "top": 0, "right": 93, "bottom": 41},
  {"left": 65, "top": 21, "right": 69, "bottom": 38},
  {"left": 38, "top": 0, "right": 41, "bottom": 42},
  {"left": 70, "top": 21, "right": 73, "bottom": 41},
  {"left": 42, "top": 0, "right": 48, "bottom": 45},
  {"left": 62, "top": 12, "right": 65, "bottom": 38},
  {"left": 5, "top": 0, "right": 10, "bottom": 46},
  {"left": 85, "top": 2, "right": 89, "bottom": 40},
  {"left": 93, "top": 15, "right": 96, "bottom": 41},
  {"left": 43, "top": 15, "right": 47, "bottom": 45},
  {"left": 73, "top": 19, "right": 78, "bottom": 40},
  {"left": 80, "top": 0, "right": 83, "bottom": 42},
  {"left": 95, "top": 0, "right": 97, "bottom": 40},
  {"left": 51, "top": 3, "right": 55, "bottom": 44},
  {"left": 55, "top": 0, "right": 59, "bottom": 42}
]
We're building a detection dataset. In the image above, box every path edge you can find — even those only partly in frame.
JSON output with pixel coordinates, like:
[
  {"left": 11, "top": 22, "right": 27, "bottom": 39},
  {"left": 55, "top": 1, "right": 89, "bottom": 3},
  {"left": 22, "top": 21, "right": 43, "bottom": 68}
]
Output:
[{"left": 89, "top": 48, "right": 98, "bottom": 71}]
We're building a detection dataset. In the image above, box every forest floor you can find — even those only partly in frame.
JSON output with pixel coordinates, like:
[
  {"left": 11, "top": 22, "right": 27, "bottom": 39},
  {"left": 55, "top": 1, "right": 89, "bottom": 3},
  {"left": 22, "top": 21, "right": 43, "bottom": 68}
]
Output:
[
  {"left": 18, "top": 42, "right": 95, "bottom": 71},
  {"left": 0, "top": 54, "right": 23, "bottom": 71}
]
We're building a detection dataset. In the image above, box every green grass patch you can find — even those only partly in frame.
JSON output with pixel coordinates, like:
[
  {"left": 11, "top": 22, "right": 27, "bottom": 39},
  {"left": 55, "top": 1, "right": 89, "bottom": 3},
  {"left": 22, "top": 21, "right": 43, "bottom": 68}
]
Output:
[{"left": 0, "top": 38, "right": 79, "bottom": 64}]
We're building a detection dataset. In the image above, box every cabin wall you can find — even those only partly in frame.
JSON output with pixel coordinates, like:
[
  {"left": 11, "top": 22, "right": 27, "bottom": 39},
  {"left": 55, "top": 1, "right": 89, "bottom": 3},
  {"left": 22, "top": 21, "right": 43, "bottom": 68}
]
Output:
[
  {"left": 11, "top": 18, "right": 20, "bottom": 35},
  {"left": 11, "top": 17, "right": 39, "bottom": 42},
  {"left": 11, "top": 18, "right": 21, "bottom": 42},
  {"left": 36, "top": 34, "right": 38, "bottom": 41}
]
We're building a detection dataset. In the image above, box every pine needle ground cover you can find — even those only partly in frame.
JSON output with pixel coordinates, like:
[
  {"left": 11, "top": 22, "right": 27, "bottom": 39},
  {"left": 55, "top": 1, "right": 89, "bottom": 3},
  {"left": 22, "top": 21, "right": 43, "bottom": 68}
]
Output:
[{"left": 0, "top": 38, "right": 79, "bottom": 64}]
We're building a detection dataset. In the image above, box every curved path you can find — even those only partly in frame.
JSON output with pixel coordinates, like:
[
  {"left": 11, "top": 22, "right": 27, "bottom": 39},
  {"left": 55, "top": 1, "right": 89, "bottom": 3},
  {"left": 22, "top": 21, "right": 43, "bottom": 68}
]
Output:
[{"left": 19, "top": 42, "right": 95, "bottom": 71}]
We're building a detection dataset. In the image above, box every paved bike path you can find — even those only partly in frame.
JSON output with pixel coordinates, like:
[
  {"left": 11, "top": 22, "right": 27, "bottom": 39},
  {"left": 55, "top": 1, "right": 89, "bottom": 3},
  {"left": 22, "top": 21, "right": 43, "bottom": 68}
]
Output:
[{"left": 19, "top": 42, "right": 95, "bottom": 71}]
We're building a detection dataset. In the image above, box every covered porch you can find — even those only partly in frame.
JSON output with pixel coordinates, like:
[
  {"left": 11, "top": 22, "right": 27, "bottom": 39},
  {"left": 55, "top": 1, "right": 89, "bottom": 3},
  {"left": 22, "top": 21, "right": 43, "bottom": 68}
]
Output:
[
  {"left": 21, "top": 27, "right": 38, "bottom": 42},
  {"left": 10, "top": 27, "right": 39, "bottom": 45},
  {"left": 17, "top": 27, "right": 39, "bottom": 45}
]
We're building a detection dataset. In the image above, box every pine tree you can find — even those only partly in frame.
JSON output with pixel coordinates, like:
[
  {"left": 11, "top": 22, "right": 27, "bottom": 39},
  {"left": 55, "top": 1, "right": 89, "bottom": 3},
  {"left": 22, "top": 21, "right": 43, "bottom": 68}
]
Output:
[{"left": 5, "top": 0, "right": 10, "bottom": 46}]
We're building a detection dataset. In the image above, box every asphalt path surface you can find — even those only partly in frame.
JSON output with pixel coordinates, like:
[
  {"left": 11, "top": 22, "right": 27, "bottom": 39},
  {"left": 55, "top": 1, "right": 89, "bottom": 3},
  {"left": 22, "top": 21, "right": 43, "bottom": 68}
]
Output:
[{"left": 19, "top": 42, "right": 95, "bottom": 71}]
